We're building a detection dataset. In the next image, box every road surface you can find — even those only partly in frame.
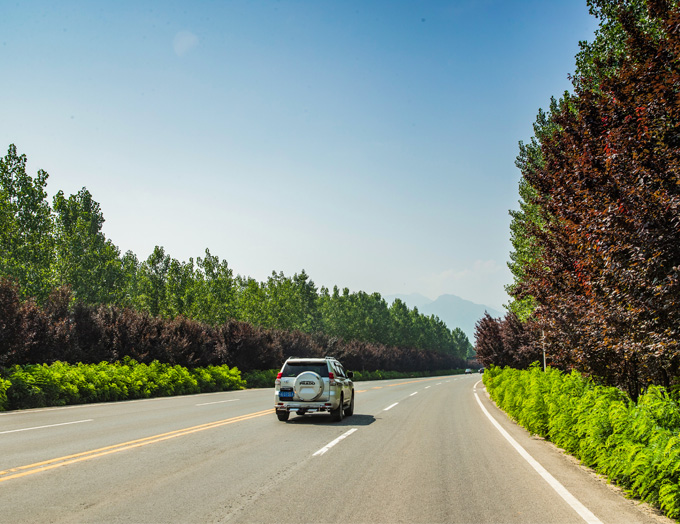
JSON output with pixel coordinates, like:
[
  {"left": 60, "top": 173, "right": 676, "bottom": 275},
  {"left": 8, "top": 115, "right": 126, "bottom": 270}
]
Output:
[{"left": 0, "top": 375, "right": 671, "bottom": 523}]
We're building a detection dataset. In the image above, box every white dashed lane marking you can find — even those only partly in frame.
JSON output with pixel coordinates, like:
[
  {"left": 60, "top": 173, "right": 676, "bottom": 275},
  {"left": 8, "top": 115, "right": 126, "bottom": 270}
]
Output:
[{"left": 313, "top": 429, "right": 358, "bottom": 456}]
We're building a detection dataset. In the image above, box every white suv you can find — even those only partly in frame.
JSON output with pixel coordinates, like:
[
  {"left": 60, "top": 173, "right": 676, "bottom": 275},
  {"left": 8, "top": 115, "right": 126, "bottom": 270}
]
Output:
[{"left": 275, "top": 357, "right": 354, "bottom": 422}]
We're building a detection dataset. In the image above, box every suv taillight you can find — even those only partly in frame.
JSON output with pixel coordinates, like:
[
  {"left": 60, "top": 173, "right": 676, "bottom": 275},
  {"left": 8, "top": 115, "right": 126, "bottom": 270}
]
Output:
[
  {"left": 328, "top": 371, "right": 335, "bottom": 386},
  {"left": 275, "top": 371, "right": 282, "bottom": 387}
]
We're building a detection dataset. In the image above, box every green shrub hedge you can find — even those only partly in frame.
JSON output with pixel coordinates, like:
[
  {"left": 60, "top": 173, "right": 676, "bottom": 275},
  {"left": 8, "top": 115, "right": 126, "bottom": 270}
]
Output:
[
  {"left": 241, "top": 369, "right": 279, "bottom": 388},
  {"left": 0, "top": 376, "right": 10, "bottom": 411},
  {"left": 0, "top": 359, "right": 245, "bottom": 411},
  {"left": 483, "top": 365, "right": 680, "bottom": 519}
]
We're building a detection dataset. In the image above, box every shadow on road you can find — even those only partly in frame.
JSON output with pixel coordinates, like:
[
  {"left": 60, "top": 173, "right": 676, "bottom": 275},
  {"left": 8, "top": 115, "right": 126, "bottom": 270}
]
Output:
[{"left": 286, "top": 413, "right": 376, "bottom": 426}]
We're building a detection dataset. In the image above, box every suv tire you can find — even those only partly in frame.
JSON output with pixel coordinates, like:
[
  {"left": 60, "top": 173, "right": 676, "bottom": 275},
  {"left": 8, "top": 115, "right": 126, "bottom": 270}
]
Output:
[
  {"left": 331, "top": 394, "right": 344, "bottom": 422},
  {"left": 276, "top": 410, "right": 290, "bottom": 422},
  {"left": 344, "top": 392, "right": 354, "bottom": 417}
]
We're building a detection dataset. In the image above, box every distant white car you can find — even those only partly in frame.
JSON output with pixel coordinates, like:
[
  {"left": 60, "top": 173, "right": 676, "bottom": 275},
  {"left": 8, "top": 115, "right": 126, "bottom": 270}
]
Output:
[
  {"left": 275, "top": 357, "right": 354, "bottom": 422},
  {"left": 465, "top": 368, "right": 473, "bottom": 374}
]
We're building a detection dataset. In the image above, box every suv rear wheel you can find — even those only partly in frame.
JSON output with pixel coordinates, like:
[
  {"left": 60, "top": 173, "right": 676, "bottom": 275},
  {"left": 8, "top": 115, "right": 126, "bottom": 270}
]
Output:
[
  {"left": 276, "top": 410, "right": 290, "bottom": 422},
  {"left": 331, "top": 394, "right": 344, "bottom": 422},
  {"left": 344, "top": 392, "right": 354, "bottom": 417}
]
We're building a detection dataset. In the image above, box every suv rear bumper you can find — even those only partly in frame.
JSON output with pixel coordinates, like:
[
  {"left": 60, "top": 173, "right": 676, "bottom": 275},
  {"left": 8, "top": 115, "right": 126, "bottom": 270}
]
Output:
[{"left": 275, "top": 400, "right": 338, "bottom": 413}]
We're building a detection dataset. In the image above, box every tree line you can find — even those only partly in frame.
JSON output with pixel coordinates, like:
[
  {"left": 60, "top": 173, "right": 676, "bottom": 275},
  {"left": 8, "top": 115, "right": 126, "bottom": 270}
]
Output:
[
  {"left": 477, "top": 0, "right": 680, "bottom": 400},
  {"left": 0, "top": 278, "right": 465, "bottom": 373},
  {"left": 0, "top": 145, "right": 472, "bottom": 364}
]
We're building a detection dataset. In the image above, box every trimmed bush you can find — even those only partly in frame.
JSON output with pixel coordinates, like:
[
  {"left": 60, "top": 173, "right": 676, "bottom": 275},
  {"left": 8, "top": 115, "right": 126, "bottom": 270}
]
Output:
[
  {"left": 484, "top": 365, "right": 680, "bottom": 519},
  {"left": 1, "top": 360, "right": 245, "bottom": 411},
  {"left": 242, "top": 369, "right": 279, "bottom": 388},
  {"left": 0, "top": 377, "right": 9, "bottom": 410}
]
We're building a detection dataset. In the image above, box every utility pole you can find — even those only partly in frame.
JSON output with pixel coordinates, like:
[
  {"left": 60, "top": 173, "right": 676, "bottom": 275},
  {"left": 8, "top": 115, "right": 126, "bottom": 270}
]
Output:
[{"left": 542, "top": 330, "right": 546, "bottom": 371}]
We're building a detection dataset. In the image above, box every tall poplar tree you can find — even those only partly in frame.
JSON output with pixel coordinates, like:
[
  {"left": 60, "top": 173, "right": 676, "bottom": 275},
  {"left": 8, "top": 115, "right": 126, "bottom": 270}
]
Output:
[
  {"left": 0, "top": 145, "right": 54, "bottom": 301},
  {"left": 53, "top": 187, "right": 124, "bottom": 305}
]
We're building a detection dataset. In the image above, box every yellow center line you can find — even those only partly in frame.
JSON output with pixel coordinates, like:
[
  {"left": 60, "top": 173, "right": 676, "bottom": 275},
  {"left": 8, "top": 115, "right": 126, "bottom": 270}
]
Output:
[{"left": 0, "top": 409, "right": 273, "bottom": 484}]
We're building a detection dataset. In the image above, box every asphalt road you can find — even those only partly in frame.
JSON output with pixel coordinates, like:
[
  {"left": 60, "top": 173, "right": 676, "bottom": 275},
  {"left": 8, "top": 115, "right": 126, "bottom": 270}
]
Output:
[{"left": 0, "top": 375, "right": 672, "bottom": 524}]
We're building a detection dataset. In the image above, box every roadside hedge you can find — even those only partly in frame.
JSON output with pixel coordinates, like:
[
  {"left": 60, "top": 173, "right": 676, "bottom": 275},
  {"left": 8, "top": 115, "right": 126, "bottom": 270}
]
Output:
[
  {"left": 0, "top": 359, "right": 245, "bottom": 411},
  {"left": 483, "top": 365, "right": 680, "bottom": 519},
  {"left": 241, "top": 369, "right": 279, "bottom": 389}
]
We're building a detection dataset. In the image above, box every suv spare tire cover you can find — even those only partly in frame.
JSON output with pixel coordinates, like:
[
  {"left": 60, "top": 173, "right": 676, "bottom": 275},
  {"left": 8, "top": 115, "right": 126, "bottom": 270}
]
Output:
[{"left": 294, "top": 371, "right": 324, "bottom": 401}]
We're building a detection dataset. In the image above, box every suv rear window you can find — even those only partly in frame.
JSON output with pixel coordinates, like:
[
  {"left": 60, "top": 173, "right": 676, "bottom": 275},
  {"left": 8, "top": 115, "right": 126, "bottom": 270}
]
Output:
[{"left": 280, "top": 362, "right": 329, "bottom": 378}]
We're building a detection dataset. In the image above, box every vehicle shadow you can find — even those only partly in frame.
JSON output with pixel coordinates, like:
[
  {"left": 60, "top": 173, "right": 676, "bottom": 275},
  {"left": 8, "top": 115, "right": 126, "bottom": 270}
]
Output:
[{"left": 286, "top": 413, "right": 376, "bottom": 426}]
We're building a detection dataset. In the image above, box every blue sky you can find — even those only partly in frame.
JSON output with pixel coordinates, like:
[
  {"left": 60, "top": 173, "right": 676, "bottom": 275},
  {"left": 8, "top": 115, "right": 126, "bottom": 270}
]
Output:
[{"left": 1, "top": 1, "right": 598, "bottom": 310}]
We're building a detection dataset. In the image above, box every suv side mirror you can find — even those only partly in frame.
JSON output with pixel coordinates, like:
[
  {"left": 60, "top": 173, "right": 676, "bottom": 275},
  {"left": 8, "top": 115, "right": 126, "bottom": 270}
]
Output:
[{"left": 347, "top": 371, "right": 354, "bottom": 379}]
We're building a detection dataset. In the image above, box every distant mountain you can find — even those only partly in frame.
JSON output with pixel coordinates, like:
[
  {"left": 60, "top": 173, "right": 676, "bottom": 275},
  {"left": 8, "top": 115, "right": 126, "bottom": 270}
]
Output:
[
  {"left": 384, "top": 293, "right": 503, "bottom": 343},
  {"left": 382, "top": 293, "right": 434, "bottom": 310}
]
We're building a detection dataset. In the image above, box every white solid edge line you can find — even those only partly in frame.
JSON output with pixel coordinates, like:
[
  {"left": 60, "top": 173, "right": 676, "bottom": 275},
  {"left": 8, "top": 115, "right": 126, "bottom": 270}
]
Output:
[
  {"left": 0, "top": 419, "right": 94, "bottom": 435},
  {"left": 473, "top": 380, "right": 602, "bottom": 524},
  {"left": 384, "top": 402, "right": 399, "bottom": 411},
  {"left": 313, "top": 428, "right": 358, "bottom": 456}
]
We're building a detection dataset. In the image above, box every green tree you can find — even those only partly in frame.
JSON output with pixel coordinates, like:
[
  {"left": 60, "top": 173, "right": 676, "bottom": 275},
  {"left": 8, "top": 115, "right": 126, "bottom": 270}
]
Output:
[
  {"left": 354, "top": 291, "right": 391, "bottom": 344},
  {"left": 452, "top": 327, "right": 474, "bottom": 360},
  {"left": 292, "top": 270, "right": 321, "bottom": 333},
  {"left": 318, "top": 286, "right": 353, "bottom": 340},
  {"left": 52, "top": 187, "right": 124, "bottom": 305},
  {"left": 389, "top": 299, "right": 416, "bottom": 348},
  {"left": 166, "top": 257, "right": 196, "bottom": 318},
  {"left": 136, "top": 246, "right": 171, "bottom": 316},
  {"left": 318, "top": 286, "right": 342, "bottom": 337},
  {"left": 574, "top": 0, "right": 669, "bottom": 91},
  {"left": 235, "top": 275, "right": 267, "bottom": 326},
  {"left": 190, "top": 249, "right": 235, "bottom": 325},
  {"left": 507, "top": 100, "right": 565, "bottom": 321},
  {"left": 118, "top": 250, "right": 140, "bottom": 308},
  {"left": 262, "top": 271, "right": 299, "bottom": 331},
  {"left": 0, "top": 144, "right": 54, "bottom": 301}
]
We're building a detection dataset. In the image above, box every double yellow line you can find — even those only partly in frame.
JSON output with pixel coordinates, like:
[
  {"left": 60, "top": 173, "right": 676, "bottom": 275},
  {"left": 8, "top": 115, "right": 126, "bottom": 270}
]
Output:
[{"left": 0, "top": 408, "right": 272, "bottom": 484}]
